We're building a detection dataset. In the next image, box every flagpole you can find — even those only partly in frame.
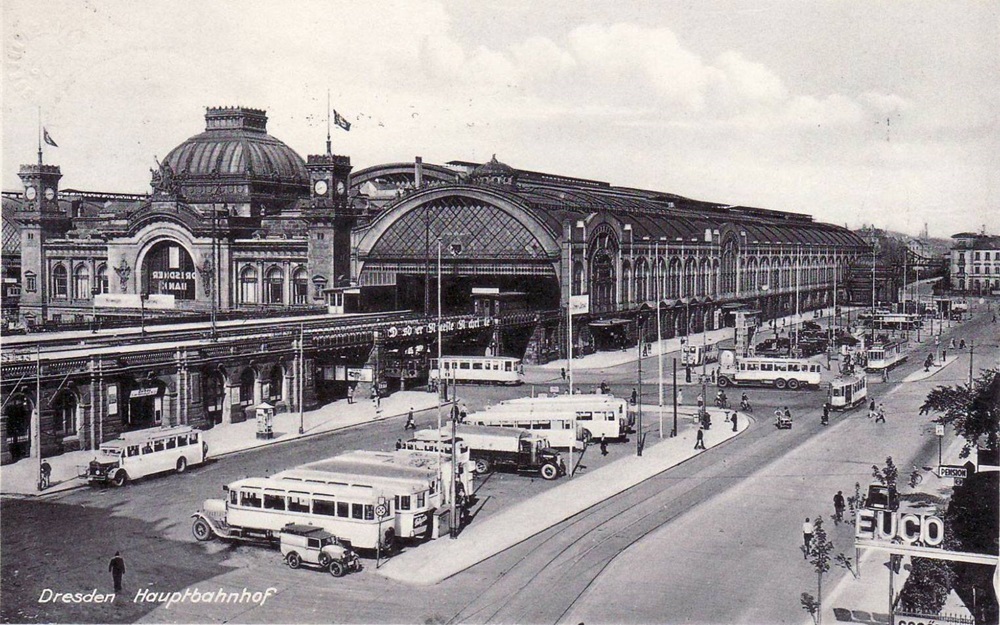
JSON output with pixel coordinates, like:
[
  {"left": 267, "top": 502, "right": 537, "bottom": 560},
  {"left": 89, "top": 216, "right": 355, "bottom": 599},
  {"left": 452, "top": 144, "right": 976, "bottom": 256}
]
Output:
[
  {"left": 326, "top": 90, "right": 332, "bottom": 155},
  {"left": 37, "top": 107, "right": 43, "bottom": 166}
]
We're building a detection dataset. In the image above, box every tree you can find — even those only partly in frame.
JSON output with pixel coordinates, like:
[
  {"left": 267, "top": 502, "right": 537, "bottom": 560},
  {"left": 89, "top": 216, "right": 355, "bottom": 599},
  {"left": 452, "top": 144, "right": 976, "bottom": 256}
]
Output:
[
  {"left": 871, "top": 456, "right": 899, "bottom": 488},
  {"left": 801, "top": 517, "right": 835, "bottom": 625},
  {"left": 946, "top": 470, "right": 999, "bottom": 625},
  {"left": 919, "top": 368, "right": 999, "bottom": 458}
]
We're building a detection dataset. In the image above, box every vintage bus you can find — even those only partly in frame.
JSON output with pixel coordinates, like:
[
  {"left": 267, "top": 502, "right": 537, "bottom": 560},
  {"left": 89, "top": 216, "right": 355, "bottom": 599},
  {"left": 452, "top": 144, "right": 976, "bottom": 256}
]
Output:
[
  {"left": 191, "top": 477, "right": 397, "bottom": 553},
  {"left": 495, "top": 394, "right": 632, "bottom": 442},
  {"left": 829, "top": 374, "right": 868, "bottom": 411},
  {"left": 429, "top": 356, "right": 523, "bottom": 386},
  {"left": 324, "top": 449, "right": 473, "bottom": 510},
  {"left": 88, "top": 425, "right": 208, "bottom": 486},
  {"left": 866, "top": 341, "right": 907, "bottom": 373},
  {"left": 873, "top": 312, "right": 921, "bottom": 331},
  {"left": 680, "top": 343, "right": 719, "bottom": 367},
  {"left": 287, "top": 459, "right": 440, "bottom": 541},
  {"left": 716, "top": 349, "right": 823, "bottom": 390}
]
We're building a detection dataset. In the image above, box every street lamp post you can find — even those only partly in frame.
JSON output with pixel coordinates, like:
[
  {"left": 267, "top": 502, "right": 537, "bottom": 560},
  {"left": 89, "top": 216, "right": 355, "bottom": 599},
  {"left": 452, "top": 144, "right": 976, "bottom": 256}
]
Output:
[
  {"left": 656, "top": 236, "right": 666, "bottom": 439},
  {"left": 916, "top": 266, "right": 922, "bottom": 343},
  {"left": 298, "top": 322, "right": 305, "bottom": 435}
]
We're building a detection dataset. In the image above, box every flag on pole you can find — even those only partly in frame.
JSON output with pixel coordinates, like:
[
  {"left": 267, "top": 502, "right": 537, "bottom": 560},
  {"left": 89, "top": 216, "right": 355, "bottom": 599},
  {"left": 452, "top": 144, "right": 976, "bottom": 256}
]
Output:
[
  {"left": 43, "top": 128, "right": 58, "bottom": 147},
  {"left": 333, "top": 110, "right": 351, "bottom": 132}
]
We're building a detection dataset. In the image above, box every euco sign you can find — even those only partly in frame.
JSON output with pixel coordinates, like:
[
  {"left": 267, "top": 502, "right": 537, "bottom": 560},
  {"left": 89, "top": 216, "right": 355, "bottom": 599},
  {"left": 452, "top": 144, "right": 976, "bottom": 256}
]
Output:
[{"left": 856, "top": 509, "right": 944, "bottom": 546}]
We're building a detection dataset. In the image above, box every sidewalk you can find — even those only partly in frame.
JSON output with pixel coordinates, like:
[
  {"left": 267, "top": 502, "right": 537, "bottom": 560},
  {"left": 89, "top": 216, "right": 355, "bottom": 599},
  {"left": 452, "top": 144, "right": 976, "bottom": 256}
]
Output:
[
  {"left": 0, "top": 390, "right": 440, "bottom": 497},
  {"left": 536, "top": 306, "right": 844, "bottom": 373},
  {"left": 377, "top": 406, "right": 749, "bottom": 585},
  {"left": 815, "top": 434, "right": 975, "bottom": 625},
  {"left": 901, "top": 354, "right": 960, "bottom": 383}
]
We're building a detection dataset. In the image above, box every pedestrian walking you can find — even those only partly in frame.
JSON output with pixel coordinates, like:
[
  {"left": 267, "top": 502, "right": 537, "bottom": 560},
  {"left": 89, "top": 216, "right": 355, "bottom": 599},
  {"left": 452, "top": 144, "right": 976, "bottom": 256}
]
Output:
[
  {"left": 882, "top": 367, "right": 889, "bottom": 383},
  {"left": 869, "top": 399, "right": 876, "bottom": 419},
  {"left": 560, "top": 367, "right": 566, "bottom": 381},
  {"left": 694, "top": 427, "right": 706, "bottom": 450},
  {"left": 833, "top": 491, "right": 846, "bottom": 525},
  {"left": 942, "top": 349, "right": 947, "bottom": 362},
  {"left": 404, "top": 408, "right": 416, "bottom": 430},
  {"left": 802, "top": 518, "right": 814, "bottom": 558},
  {"left": 676, "top": 389, "right": 683, "bottom": 405},
  {"left": 697, "top": 393, "right": 704, "bottom": 410},
  {"left": 108, "top": 551, "right": 126, "bottom": 593},
  {"left": 600, "top": 434, "right": 608, "bottom": 456},
  {"left": 347, "top": 386, "right": 354, "bottom": 404},
  {"left": 950, "top": 337, "right": 956, "bottom": 349},
  {"left": 630, "top": 388, "right": 638, "bottom": 405},
  {"left": 875, "top": 404, "right": 886, "bottom": 423},
  {"left": 730, "top": 412, "right": 738, "bottom": 432},
  {"left": 39, "top": 460, "right": 52, "bottom": 490},
  {"left": 459, "top": 402, "right": 468, "bottom": 423},
  {"left": 822, "top": 403, "right": 830, "bottom": 425},
  {"left": 395, "top": 439, "right": 403, "bottom": 450}
]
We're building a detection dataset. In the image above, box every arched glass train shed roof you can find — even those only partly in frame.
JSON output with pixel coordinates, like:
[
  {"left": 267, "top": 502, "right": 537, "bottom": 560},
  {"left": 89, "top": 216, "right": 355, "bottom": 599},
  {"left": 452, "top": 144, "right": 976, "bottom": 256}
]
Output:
[{"left": 361, "top": 159, "right": 866, "bottom": 250}]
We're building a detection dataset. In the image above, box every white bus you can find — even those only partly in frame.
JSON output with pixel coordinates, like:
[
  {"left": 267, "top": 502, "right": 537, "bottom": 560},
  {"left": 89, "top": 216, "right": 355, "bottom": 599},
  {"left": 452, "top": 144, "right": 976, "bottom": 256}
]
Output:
[
  {"left": 429, "top": 356, "right": 523, "bottom": 385},
  {"left": 191, "top": 477, "right": 397, "bottom": 553},
  {"left": 465, "top": 408, "right": 583, "bottom": 450},
  {"left": 323, "top": 449, "right": 473, "bottom": 511},
  {"left": 496, "top": 395, "right": 632, "bottom": 442},
  {"left": 88, "top": 425, "right": 208, "bottom": 486},
  {"left": 866, "top": 341, "right": 907, "bottom": 373},
  {"left": 681, "top": 343, "right": 719, "bottom": 367},
  {"left": 829, "top": 374, "right": 867, "bottom": 411},
  {"left": 716, "top": 350, "right": 822, "bottom": 390},
  {"left": 288, "top": 459, "right": 440, "bottom": 541}
]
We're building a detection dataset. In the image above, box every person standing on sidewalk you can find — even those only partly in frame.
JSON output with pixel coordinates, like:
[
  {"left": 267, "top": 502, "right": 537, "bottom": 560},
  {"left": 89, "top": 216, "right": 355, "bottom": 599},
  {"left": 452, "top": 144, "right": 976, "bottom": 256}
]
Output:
[
  {"left": 347, "top": 386, "right": 354, "bottom": 404},
  {"left": 833, "top": 491, "right": 846, "bottom": 525},
  {"left": 108, "top": 551, "right": 126, "bottom": 593},
  {"left": 395, "top": 439, "right": 403, "bottom": 450},
  {"left": 868, "top": 398, "right": 876, "bottom": 419},
  {"left": 730, "top": 412, "right": 738, "bottom": 432},
  {"left": 694, "top": 427, "right": 705, "bottom": 450},
  {"left": 802, "top": 518, "right": 814, "bottom": 558},
  {"left": 600, "top": 434, "right": 608, "bottom": 456},
  {"left": 676, "top": 389, "right": 683, "bottom": 406},
  {"left": 631, "top": 388, "right": 638, "bottom": 405}
]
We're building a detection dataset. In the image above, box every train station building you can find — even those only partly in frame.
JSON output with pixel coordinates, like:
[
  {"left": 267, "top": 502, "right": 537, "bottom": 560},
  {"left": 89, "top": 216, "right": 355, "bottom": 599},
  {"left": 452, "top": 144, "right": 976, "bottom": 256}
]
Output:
[{"left": 1, "top": 106, "right": 867, "bottom": 464}]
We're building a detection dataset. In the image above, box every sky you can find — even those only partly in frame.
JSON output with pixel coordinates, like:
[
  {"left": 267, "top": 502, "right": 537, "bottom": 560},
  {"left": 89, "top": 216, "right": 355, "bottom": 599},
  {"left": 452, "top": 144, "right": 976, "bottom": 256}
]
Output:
[{"left": 2, "top": 0, "right": 997, "bottom": 237}]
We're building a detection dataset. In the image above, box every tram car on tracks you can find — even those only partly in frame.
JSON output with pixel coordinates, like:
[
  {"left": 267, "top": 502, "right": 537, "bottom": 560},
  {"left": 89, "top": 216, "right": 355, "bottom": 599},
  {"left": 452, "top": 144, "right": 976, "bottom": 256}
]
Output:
[
  {"left": 865, "top": 341, "right": 907, "bottom": 373},
  {"left": 829, "top": 374, "right": 867, "bottom": 411}
]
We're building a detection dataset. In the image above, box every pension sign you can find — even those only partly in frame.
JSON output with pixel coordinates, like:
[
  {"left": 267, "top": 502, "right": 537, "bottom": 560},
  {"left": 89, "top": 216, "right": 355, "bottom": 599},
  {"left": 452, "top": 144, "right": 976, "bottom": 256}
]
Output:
[{"left": 855, "top": 509, "right": 944, "bottom": 547}]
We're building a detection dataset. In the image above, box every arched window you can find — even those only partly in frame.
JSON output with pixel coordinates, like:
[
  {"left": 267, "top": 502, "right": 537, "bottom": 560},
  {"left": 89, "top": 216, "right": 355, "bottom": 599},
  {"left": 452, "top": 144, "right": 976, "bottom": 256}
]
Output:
[
  {"left": 51, "top": 264, "right": 68, "bottom": 298},
  {"left": 265, "top": 267, "right": 284, "bottom": 305},
  {"left": 204, "top": 370, "right": 225, "bottom": 424},
  {"left": 96, "top": 264, "right": 108, "bottom": 294},
  {"left": 635, "top": 258, "right": 649, "bottom": 302},
  {"left": 239, "top": 266, "right": 258, "bottom": 304},
  {"left": 293, "top": 268, "right": 308, "bottom": 304},
  {"left": 572, "top": 260, "right": 586, "bottom": 296},
  {"left": 239, "top": 368, "right": 256, "bottom": 406},
  {"left": 74, "top": 265, "right": 90, "bottom": 299},
  {"left": 668, "top": 258, "right": 681, "bottom": 299},
  {"left": 621, "top": 261, "right": 632, "bottom": 304}
]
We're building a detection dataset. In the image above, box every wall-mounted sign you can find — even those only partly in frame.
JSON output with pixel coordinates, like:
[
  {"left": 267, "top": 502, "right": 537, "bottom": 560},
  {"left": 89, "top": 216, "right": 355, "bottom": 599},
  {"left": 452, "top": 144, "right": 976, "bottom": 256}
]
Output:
[
  {"left": 938, "top": 465, "right": 967, "bottom": 479},
  {"left": 107, "top": 384, "right": 118, "bottom": 416},
  {"left": 346, "top": 367, "right": 373, "bottom": 382},
  {"left": 129, "top": 387, "right": 159, "bottom": 399}
]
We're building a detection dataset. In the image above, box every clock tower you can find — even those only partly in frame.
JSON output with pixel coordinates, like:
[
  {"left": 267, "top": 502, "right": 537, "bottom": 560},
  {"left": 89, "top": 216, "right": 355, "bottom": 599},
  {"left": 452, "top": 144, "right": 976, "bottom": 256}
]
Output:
[
  {"left": 17, "top": 162, "right": 70, "bottom": 323},
  {"left": 304, "top": 152, "right": 354, "bottom": 305}
]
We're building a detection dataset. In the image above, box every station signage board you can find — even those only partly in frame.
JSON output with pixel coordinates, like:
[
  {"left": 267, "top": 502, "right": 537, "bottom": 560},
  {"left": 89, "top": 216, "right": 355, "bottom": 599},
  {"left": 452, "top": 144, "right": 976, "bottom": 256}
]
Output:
[
  {"left": 129, "top": 387, "right": 159, "bottom": 399},
  {"left": 346, "top": 367, "right": 373, "bottom": 382}
]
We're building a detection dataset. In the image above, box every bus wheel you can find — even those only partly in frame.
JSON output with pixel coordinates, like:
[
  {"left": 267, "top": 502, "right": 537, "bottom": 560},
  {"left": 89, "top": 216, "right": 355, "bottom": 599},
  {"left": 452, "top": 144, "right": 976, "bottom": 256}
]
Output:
[
  {"left": 176, "top": 457, "right": 187, "bottom": 473},
  {"left": 111, "top": 470, "right": 128, "bottom": 487},
  {"left": 540, "top": 463, "right": 559, "bottom": 480},
  {"left": 717, "top": 376, "right": 730, "bottom": 388},
  {"left": 328, "top": 560, "right": 346, "bottom": 577},
  {"left": 286, "top": 552, "right": 302, "bottom": 569},
  {"left": 774, "top": 378, "right": 787, "bottom": 390},
  {"left": 192, "top": 518, "right": 214, "bottom": 541},
  {"left": 474, "top": 458, "right": 492, "bottom": 475},
  {"left": 787, "top": 379, "right": 800, "bottom": 390},
  {"left": 582, "top": 429, "right": 592, "bottom": 445}
]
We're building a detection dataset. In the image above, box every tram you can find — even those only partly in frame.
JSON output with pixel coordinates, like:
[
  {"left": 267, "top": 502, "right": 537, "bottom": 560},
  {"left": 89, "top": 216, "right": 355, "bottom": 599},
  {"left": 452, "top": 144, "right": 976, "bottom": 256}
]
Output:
[
  {"left": 865, "top": 341, "right": 907, "bottom": 373},
  {"left": 829, "top": 374, "right": 867, "bottom": 411},
  {"left": 429, "top": 356, "right": 523, "bottom": 385}
]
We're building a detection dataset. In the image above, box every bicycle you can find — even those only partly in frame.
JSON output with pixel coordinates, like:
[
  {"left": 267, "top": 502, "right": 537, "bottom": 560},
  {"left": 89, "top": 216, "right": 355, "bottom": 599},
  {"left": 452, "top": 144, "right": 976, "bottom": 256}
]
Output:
[{"left": 908, "top": 466, "right": 923, "bottom": 488}]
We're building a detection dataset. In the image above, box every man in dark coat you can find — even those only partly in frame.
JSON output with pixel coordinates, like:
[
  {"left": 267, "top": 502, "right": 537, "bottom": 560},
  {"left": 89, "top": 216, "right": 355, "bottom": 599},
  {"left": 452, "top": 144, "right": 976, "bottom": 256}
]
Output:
[
  {"left": 600, "top": 434, "right": 608, "bottom": 456},
  {"left": 109, "top": 551, "right": 125, "bottom": 593},
  {"left": 694, "top": 427, "right": 705, "bottom": 450}
]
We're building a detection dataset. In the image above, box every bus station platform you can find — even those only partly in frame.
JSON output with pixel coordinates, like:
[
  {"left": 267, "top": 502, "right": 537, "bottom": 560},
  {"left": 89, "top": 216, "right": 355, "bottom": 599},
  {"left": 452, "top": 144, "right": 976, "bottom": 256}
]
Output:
[{"left": 377, "top": 406, "right": 748, "bottom": 585}]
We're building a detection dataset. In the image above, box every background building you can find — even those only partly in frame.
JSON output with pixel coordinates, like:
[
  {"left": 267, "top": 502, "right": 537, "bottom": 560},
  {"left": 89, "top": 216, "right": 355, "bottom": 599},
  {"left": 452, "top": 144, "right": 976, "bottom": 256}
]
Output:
[{"left": 949, "top": 232, "right": 1000, "bottom": 294}]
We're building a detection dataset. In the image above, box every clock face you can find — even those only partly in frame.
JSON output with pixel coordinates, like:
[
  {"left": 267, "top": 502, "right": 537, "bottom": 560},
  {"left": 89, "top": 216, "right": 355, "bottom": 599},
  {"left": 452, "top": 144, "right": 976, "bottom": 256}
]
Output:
[
  {"left": 44, "top": 188, "right": 55, "bottom": 200},
  {"left": 314, "top": 180, "right": 328, "bottom": 196},
  {"left": 336, "top": 181, "right": 346, "bottom": 195},
  {"left": 25, "top": 186, "right": 36, "bottom": 200}
]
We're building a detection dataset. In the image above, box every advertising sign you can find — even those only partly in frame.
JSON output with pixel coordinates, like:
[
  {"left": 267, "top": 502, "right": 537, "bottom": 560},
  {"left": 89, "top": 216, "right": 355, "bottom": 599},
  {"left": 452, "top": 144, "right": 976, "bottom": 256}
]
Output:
[
  {"left": 107, "top": 384, "right": 118, "bottom": 416},
  {"left": 347, "top": 367, "right": 373, "bottom": 383},
  {"left": 129, "top": 387, "right": 159, "bottom": 399},
  {"left": 95, "top": 293, "right": 176, "bottom": 309},
  {"left": 938, "top": 465, "right": 968, "bottom": 479},
  {"left": 855, "top": 509, "right": 944, "bottom": 546},
  {"left": 569, "top": 294, "right": 590, "bottom": 316}
]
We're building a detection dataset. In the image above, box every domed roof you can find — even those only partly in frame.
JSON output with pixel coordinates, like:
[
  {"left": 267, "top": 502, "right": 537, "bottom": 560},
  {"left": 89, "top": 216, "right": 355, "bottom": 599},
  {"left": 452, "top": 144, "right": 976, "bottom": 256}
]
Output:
[
  {"left": 162, "top": 107, "right": 308, "bottom": 183},
  {"left": 469, "top": 154, "right": 517, "bottom": 185}
]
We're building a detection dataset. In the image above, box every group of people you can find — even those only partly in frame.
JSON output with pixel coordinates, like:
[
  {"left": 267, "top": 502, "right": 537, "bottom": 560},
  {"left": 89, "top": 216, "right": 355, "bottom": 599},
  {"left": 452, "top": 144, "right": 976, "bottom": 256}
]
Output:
[{"left": 868, "top": 399, "right": 886, "bottom": 423}]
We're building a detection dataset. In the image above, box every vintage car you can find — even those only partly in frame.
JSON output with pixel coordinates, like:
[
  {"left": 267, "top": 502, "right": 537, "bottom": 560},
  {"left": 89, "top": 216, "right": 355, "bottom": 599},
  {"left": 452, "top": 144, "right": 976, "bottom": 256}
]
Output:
[
  {"left": 279, "top": 524, "right": 362, "bottom": 577},
  {"left": 775, "top": 412, "right": 793, "bottom": 429}
]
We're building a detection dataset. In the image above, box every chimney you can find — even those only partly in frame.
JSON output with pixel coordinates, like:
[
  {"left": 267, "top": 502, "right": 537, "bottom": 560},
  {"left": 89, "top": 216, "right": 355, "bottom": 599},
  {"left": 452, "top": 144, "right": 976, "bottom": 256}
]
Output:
[{"left": 415, "top": 156, "right": 423, "bottom": 188}]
